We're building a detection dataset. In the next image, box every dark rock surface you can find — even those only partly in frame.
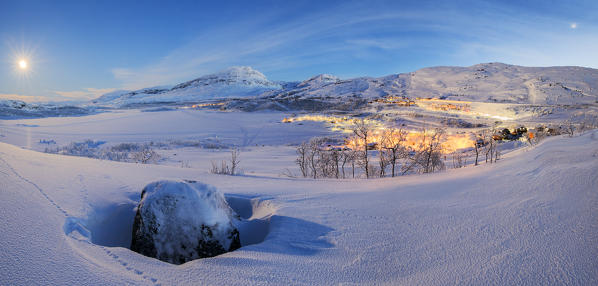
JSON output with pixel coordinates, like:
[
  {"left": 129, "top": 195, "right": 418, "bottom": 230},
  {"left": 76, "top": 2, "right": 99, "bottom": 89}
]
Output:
[{"left": 130, "top": 180, "right": 241, "bottom": 264}]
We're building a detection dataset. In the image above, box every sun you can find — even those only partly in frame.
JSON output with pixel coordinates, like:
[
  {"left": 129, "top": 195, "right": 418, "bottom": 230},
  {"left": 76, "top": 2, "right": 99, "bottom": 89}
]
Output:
[
  {"left": 8, "top": 40, "right": 38, "bottom": 78},
  {"left": 18, "top": 59, "right": 28, "bottom": 70}
]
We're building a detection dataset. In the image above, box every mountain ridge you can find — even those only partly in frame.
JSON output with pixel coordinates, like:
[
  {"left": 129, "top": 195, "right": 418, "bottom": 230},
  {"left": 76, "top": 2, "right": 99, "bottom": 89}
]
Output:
[{"left": 92, "top": 63, "right": 598, "bottom": 107}]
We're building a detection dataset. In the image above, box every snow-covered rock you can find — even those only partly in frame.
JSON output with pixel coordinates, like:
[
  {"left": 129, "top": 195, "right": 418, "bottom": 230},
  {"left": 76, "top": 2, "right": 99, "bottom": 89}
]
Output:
[{"left": 130, "top": 180, "right": 241, "bottom": 264}]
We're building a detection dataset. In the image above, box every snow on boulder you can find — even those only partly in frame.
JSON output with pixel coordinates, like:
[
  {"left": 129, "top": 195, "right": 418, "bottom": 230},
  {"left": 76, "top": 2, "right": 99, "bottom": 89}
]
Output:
[{"left": 130, "top": 180, "right": 241, "bottom": 264}]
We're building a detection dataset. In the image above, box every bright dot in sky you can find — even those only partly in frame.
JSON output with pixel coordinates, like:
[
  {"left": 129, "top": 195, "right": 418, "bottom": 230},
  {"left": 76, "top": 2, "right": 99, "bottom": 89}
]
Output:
[
  {"left": 18, "top": 59, "right": 28, "bottom": 69},
  {"left": 570, "top": 22, "right": 577, "bottom": 29}
]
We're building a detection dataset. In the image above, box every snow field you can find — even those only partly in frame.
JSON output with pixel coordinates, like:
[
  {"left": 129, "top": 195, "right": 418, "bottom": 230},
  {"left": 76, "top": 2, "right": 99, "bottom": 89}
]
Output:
[{"left": 0, "top": 129, "right": 596, "bottom": 284}]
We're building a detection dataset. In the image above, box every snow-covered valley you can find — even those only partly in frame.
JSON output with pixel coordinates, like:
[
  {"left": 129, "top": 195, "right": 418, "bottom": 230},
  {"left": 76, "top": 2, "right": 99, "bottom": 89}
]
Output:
[
  {"left": 1, "top": 123, "right": 597, "bottom": 285},
  {"left": 1, "top": 62, "right": 598, "bottom": 285}
]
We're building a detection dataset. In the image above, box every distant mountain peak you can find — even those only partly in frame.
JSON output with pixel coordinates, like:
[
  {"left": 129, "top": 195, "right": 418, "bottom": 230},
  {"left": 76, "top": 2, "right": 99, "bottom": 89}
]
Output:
[
  {"left": 297, "top": 74, "right": 340, "bottom": 88},
  {"left": 92, "top": 66, "right": 281, "bottom": 106},
  {"left": 91, "top": 63, "right": 598, "bottom": 107},
  {"left": 219, "top": 66, "right": 268, "bottom": 79},
  {"left": 172, "top": 66, "right": 278, "bottom": 90}
]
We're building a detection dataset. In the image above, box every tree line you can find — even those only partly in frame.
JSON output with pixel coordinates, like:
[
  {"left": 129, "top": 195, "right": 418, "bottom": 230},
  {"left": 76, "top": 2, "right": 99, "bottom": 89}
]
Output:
[{"left": 295, "top": 119, "right": 448, "bottom": 179}]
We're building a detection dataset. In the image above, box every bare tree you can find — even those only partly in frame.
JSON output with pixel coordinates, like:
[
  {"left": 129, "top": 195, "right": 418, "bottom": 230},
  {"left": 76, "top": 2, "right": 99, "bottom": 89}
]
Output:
[
  {"left": 230, "top": 148, "right": 240, "bottom": 175},
  {"left": 368, "top": 163, "right": 380, "bottom": 178},
  {"left": 378, "top": 148, "right": 388, "bottom": 178},
  {"left": 307, "top": 138, "right": 324, "bottom": 179},
  {"left": 415, "top": 127, "right": 446, "bottom": 173},
  {"left": 380, "top": 128, "right": 407, "bottom": 177},
  {"left": 578, "top": 114, "right": 598, "bottom": 132},
  {"left": 452, "top": 151, "right": 466, "bottom": 168},
  {"left": 473, "top": 134, "right": 482, "bottom": 166},
  {"left": 562, "top": 119, "right": 575, "bottom": 137},
  {"left": 210, "top": 160, "right": 230, "bottom": 175},
  {"left": 352, "top": 119, "right": 374, "bottom": 178},
  {"left": 317, "top": 148, "right": 331, "bottom": 178},
  {"left": 345, "top": 136, "right": 360, "bottom": 178},
  {"left": 483, "top": 129, "right": 501, "bottom": 164},
  {"left": 483, "top": 130, "right": 496, "bottom": 164},
  {"left": 210, "top": 148, "right": 241, "bottom": 175},
  {"left": 340, "top": 148, "right": 351, "bottom": 179},
  {"left": 296, "top": 142, "right": 309, "bottom": 177},
  {"left": 330, "top": 148, "right": 341, "bottom": 179},
  {"left": 297, "top": 138, "right": 360, "bottom": 180},
  {"left": 133, "top": 148, "right": 160, "bottom": 164}
]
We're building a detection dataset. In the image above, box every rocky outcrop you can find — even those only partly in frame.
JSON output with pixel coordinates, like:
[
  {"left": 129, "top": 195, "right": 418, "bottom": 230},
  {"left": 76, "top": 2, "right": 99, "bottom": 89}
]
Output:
[{"left": 130, "top": 180, "right": 241, "bottom": 264}]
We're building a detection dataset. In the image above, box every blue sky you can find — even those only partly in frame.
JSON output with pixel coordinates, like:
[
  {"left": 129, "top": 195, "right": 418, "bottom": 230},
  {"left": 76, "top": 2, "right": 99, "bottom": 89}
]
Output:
[{"left": 1, "top": 0, "right": 597, "bottom": 102}]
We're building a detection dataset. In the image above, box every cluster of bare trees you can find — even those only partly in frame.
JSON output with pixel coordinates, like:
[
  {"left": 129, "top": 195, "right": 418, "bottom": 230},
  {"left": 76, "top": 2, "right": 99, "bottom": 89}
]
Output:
[
  {"left": 210, "top": 148, "right": 241, "bottom": 175},
  {"left": 577, "top": 114, "right": 598, "bottom": 132},
  {"left": 482, "top": 131, "right": 499, "bottom": 164},
  {"left": 562, "top": 114, "right": 598, "bottom": 137},
  {"left": 353, "top": 120, "right": 446, "bottom": 178},
  {"left": 296, "top": 119, "right": 447, "bottom": 179},
  {"left": 132, "top": 148, "right": 161, "bottom": 164},
  {"left": 296, "top": 113, "right": 598, "bottom": 180},
  {"left": 352, "top": 120, "right": 372, "bottom": 178},
  {"left": 452, "top": 150, "right": 467, "bottom": 168},
  {"left": 410, "top": 127, "right": 446, "bottom": 174},
  {"left": 378, "top": 128, "right": 408, "bottom": 177},
  {"left": 296, "top": 138, "right": 358, "bottom": 179}
]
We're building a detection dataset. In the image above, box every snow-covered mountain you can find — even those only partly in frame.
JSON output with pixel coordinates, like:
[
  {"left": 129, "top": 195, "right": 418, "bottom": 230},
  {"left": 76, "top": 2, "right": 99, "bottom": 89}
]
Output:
[
  {"left": 264, "top": 63, "right": 598, "bottom": 105},
  {"left": 404, "top": 63, "right": 598, "bottom": 105},
  {"left": 92, "top": 66, "right": 281, "bottom": 106},
  {"left": 92, "top": 63, "right": 598, "bottom": 108},
  {"left": 296, "top": 74, "right": 341, "bottom": 88}
]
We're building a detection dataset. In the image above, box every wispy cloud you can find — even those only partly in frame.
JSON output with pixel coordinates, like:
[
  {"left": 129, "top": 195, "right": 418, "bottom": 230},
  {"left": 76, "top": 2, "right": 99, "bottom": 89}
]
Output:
[
  {"left": 52, "top": 88, "right": 116, "bottom": 101},
  {"left": 111, "top": 1, "right": 598, "bottom": 89},
  {"left": 345, "top": 38, "right": 408, "bottom": 50},
  {"left": 0, "top": 93, "right": 49, "bottom": 103},
  {"left": 110, "top": 5, "right": 434, "bottom": 88},
  {"left": 0, "top": 87, "right": 115, "bottom": 103}
]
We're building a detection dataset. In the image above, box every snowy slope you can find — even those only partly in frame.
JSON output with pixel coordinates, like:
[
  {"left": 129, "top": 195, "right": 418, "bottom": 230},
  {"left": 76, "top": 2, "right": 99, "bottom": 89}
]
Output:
[
  {"left": 265, "top": 63, "right": 598, "bottom": 105},
  {"left": 92, "top": 67, "right": 281, "bottom": 106},
  {"left": 1, "top": 130, "right": 596, "bottom": 285},
  {"left": 407, "top": 63, "right": 598, "bottom": 104}
]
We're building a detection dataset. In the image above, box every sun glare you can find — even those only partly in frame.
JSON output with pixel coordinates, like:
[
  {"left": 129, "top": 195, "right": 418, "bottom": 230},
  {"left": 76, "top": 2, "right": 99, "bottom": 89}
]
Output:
[
  {"left": 8, "top": 40, "right": 38, "bottom": 78},
  {"left": 18, "top": 59, "right": 28, "bottom": 69}
]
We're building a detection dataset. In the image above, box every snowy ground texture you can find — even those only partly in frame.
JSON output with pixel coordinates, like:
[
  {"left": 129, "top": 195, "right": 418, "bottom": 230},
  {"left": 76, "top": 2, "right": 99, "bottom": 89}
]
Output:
[{"left": 1, "top": 125, "right": 597, "bottom": 284}]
